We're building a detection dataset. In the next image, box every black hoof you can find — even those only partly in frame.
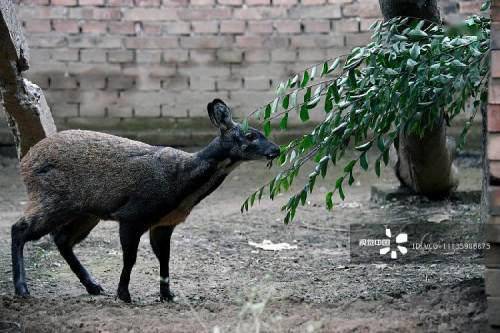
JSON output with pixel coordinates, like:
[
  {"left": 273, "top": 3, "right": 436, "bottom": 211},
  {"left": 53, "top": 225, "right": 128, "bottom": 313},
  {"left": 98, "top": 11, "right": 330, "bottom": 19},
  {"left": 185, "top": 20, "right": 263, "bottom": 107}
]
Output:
[
  {"left": 160, "top": 290, "right": 176, "bottom": 302},
  {"left": 85, "top": 282, "right": 104, "bottom": 295},
  {"left": 15, "top": 283, "right": 30, "bottom": 298},
  {"left": 117, "top": 288, "right": 131, "bottom": 303}
]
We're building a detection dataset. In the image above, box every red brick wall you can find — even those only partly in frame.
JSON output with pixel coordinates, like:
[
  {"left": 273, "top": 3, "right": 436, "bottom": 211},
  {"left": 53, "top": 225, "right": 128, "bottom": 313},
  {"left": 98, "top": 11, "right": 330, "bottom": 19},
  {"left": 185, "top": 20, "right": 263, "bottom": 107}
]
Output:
[
  {"left": 487, "top": 0, "right": 500, "bottom": 328},
  {"left": 6, "top": 0, "right": 483, "bottom": 144}
]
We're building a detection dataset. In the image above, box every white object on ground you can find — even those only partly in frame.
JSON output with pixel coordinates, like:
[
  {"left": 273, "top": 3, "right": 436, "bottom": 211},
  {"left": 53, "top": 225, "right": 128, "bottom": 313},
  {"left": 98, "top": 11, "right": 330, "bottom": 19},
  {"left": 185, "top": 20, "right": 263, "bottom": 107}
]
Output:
[{"left": 248, "top": 239, "right": 298, "bottom": 251}]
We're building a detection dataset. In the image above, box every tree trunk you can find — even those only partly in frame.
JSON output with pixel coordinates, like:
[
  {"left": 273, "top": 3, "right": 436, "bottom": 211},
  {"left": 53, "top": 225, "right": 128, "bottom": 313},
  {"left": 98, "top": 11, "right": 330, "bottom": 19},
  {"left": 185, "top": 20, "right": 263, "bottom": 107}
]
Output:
[
  {"left": 380, "top": 0, "right": 458, "bottom": 197},
  {"left": 0, "top": 1, "right": 56, "bottom": 159}
]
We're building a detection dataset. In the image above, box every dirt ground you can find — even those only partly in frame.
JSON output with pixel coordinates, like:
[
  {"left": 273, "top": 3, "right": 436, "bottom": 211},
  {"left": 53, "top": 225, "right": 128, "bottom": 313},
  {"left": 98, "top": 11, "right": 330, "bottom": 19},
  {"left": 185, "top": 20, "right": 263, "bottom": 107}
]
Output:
[{"left": 0, "top": 150, "right": 490, "bottom": 333}]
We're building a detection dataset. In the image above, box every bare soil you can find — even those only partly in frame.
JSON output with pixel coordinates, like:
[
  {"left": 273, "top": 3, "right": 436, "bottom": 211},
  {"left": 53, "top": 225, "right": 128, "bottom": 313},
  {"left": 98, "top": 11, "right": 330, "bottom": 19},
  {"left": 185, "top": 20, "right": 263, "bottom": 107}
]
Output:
[{"left": 0, "top": 152, "right": 489, "bottom": 333}]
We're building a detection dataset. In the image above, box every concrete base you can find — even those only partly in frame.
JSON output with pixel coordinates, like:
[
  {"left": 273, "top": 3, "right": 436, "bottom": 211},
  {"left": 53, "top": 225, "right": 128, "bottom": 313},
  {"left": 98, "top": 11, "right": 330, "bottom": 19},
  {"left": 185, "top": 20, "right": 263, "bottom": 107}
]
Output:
[{"left": 370, "top": 184, "right": 481, "bottom": 204}]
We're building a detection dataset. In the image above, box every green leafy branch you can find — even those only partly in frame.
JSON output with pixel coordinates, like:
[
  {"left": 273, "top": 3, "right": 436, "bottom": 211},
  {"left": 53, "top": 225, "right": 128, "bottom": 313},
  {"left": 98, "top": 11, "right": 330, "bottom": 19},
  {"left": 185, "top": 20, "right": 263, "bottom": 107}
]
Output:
[{"left": 241, "top": 15, "right": 491, "bottom": 223}]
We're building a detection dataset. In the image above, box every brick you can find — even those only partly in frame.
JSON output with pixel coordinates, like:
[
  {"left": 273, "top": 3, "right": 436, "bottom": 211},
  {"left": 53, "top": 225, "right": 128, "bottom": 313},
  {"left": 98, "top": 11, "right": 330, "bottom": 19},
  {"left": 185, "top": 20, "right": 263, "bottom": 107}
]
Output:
[
  {"left": 108, "top": 75, "right": 135, "bottom": 90},
  {"left": 162, "top": 0, "right": 189, "bottom": 6},
  {"left": 493, "top": 51, "right": 500, "bottom": 78},
  {"left": 27, "top": 35, "right": 67, "bottom": 48},
  {"left": 190, "top": 50, "right": 216, "bottom": 63},
  {"left": 19, "top": 0, "right": 50, "bottom": 4},
  {"left": 107, "top": 0, "right": 134, "bottom": 5},
  {"left": 108, "top": 105, "right": 133, "bottom": 118},
  {"left": 28, "top": 49, "right": 51, "bottom": 63},
  {"left": 134, "top": 0, "right": 161, "bottom": 6},
  {"left": 291, "top": 34, "right": 344, "bottom": 48},
  {"left": 136, "top": 50, "right": 162, "bottom": 63},
  {"left": 486, "top": 270, "right": 500, "bottom": 296},
  {"left": 217, "top": 49, "right": 243, "bottom": 63},
  {"left": 53, "top": 19, "right": 80, "bottom": 33},
  {"left": 79, "top": 75, "right": 106, "bottom": 89},
  {"left": 490, "top": 80, "right": 500, "bottom": 104},
  {"left": 274, "top": 20, "right": 301, "bottom": 33},
  {"left": 178, "top": 8, "right": 231, "bottom": 20},
  {"left": 24, "top": 73, "right": 50, "bottom": 89},
  {"left": 289, "top": 5, "right": 341, "bottom": 19},
  {"left": 245, "top": 0, "right": 270, "bottom": 5},
  {"left": 52, "top": 0, "right": 77, "bottom": 5},
  {"left": 190, "top": 76, "right": 216, "bottom": 91},
  {"left": 231, "top": 63, "right": 285, "bottom": 77},
  {"left": 236, "top": 35, "right": 266, "bottom": 48},
  {"left": 303, "top": 20, "right": 331, "bottom": 33},
  {"left": 489, "top": 135, "right": 500, "bottom": 160},
  {"left": 24, "top": 19, "right": 51, "bottom": 33},
  {"left": 52, "top": 103, "right": 79, "bottom": 117},
  {"left": 162, "top": 77, "right": 189, "bottom": 91},
  {"left": 69, "top": 8, "right": 121, "bottom": 20},
  {"left": 163, "top": 50, "right": 189, "bottom": 63},
  {"left": 50, "top": 74, "right": 78, "bottom": 89},
  {"left": 163, "top": 21, "right": 191, "bottom": 34},
  {"left": 299, "top": 49, "right": 327, "bottom": 62},
  {"left": 19, "top": 6, "right": 68, "bottom": 19},
  {"left": 234, "top": 7, "right": 287, "bottom": 20},
  {"left": 67, "top": 35, "right": 122, "bottom": 48},
  {"left": 271, "top": 49, "right": 296, "bottom": 62},
  {"left": 487, "top": 297, "right": 500, "bottom": 326},
  {"left": 135, "top": 106, "right": 161, "bottom": 117},
  {"left": 216, "top": 77, "right": 242, "bottom": 91},
  {"left": 486, "top": 243, "right": 500, "bottom": 268},
  {"left": 302, "top": 0, "right": 325, "bottom": 4},
  {"left": 108, "top": 21, "right": 135, "bottom": 34},
  {"left": 79, "top": 91, "right": 118, "bottom": 117},
  {"left": 51, "top": 49, "right": 79, "bottom": 61},
  {"left": 108, "top": 50, "right": 135, "bottom": 63},
  {"left": 489, "top": 104, "right": 500, "bottom": 132},
  {"left": 80, "top": 49, "right": 107, "bottom": 62},
  {"left": 244, "top": 77, "right": 271, "bottom": 90},
  {"left": 491, "top": 161, "right": 500, "bottom": 183},
  {"left": 220, "top": 20, "right": 245, "bottom": 34},
  {"left": 192, "top": 21, "right": 218, "bottom": 34},
  {"left": 245, "top": 50, "right": 270, "bottom": 62},
  {"left": 180, "top": 36, "right": 232, "bottom": 49},
  {"left": 143, "top": 23, "right": 162, "bottom": 35},
  {"left": 343, "top": 0, "right": 381, "bottom": 17},
  {"left": 178, "top": 64, "right": 230, "bottom": 77},
  {"left": 191, "top": 0, "right": 215, "bottom": 5},
  {"left": 490, "top": 186, "right": 500, "bottom": 215},
  {"left": 248, "top": 20, "right": 273, "bottom": 34},
  {"left": 123, "top": 8, "right": 177, "bottom": 21},
  {"left": 81, "top": 21, "right": 107, "bottom": 33},
  {"left": 333, "top": 18, "right": 359, "bottom": 32},
  {"left": 218, "top": 0, "right": 242, "bottom": 5},
  {"left": 79, "top": 0, "right": 105, "bottom": 4},
  {"left": 272, "top": 0, "right": 297, "bottom": 5},
  {"left": 360, "top": 18, "right": 379, "bottom": 32},
  {"left": 125, "top": 37, "right": 178, "bottom": 49},
  {"left": 345, "top": 32, "right": 371, "bottom": 47}
]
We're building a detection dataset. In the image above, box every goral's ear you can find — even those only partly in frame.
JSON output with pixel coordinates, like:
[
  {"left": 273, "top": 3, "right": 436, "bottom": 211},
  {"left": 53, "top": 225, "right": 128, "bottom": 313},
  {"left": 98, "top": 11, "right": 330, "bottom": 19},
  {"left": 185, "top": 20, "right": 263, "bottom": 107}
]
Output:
[{"left": 207, "top": 99, "right": 236, "bottom": 131}]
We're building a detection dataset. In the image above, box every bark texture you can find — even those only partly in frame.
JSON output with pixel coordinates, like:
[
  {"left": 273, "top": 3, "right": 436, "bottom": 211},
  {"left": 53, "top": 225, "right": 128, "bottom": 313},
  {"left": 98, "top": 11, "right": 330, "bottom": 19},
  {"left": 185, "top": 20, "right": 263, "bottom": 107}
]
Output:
[
  {"left": 380, "top": 0, "right": 458, "bottom": 196},
  {"left": 0, "top": 1, "right": 56, "bottom": 159}
]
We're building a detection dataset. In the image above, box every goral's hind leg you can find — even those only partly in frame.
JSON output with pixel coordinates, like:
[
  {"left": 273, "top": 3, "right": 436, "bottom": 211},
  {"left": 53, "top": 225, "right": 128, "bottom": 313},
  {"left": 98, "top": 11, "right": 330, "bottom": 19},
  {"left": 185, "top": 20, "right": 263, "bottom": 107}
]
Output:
[
  {"left": 52, "top": 216, "right": 102, "bottom": 295},
  {"left": 117, "top": 224, "right": 143, "bottom": 303},
  {"left": 11, "top": 209, "right": 67, "bottom": 297}
]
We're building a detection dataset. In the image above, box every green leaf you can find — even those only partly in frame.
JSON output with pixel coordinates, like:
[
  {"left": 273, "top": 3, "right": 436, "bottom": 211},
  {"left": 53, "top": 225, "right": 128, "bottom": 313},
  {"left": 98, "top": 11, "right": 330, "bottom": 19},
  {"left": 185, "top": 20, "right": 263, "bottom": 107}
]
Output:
[
  {"left": 360, "top": 153, "right": 368, "bottom": 170},
  {"left": 279, "top": 113, "right": 288, "bottom": 130},
  {"left": 299, "top": 105, "right": 310, "bottom": 122},
  {"left": 241, "top": 118, "right": 249, "bottom": 132},
  {"left": 326, "top": 192, "right": 333, "bottom": 210},
  {"left": 344, "top": 159, "right": 356, "bottom": 173},
  {"left": 354, "top": 141, "right": 372, "bottom": 152},
  {"left": 409, "top": 44, "right": 420, "bottom": 59},
  {"left": 338, "top": 185, "right": 345, "bottom": 201},
  {"left": 301, "top": 70, "right": 310, "bottom": 88},
  {"left": 375, "top": 158, "right": 381, "bottom": 177},
  {"left": 263, "top": 120, "right": 271, "bottom": 137},
  {"left": 282, "top": 94, "right": 290, "bottom": 109}
]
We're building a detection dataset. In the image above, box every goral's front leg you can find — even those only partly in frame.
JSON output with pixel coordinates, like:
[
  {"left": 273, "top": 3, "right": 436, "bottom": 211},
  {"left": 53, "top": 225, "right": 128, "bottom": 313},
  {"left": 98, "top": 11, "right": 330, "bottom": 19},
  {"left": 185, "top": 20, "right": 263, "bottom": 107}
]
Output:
[{"left": 150, "top": 225, "right": 176, "bottom": 302}]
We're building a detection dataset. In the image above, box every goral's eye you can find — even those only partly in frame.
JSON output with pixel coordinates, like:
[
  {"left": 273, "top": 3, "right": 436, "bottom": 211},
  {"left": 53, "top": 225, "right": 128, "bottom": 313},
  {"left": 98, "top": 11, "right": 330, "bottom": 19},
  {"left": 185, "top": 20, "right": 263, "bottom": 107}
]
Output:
[{"left": 245, "top": 132, "right": 257, "bottom": 141}]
